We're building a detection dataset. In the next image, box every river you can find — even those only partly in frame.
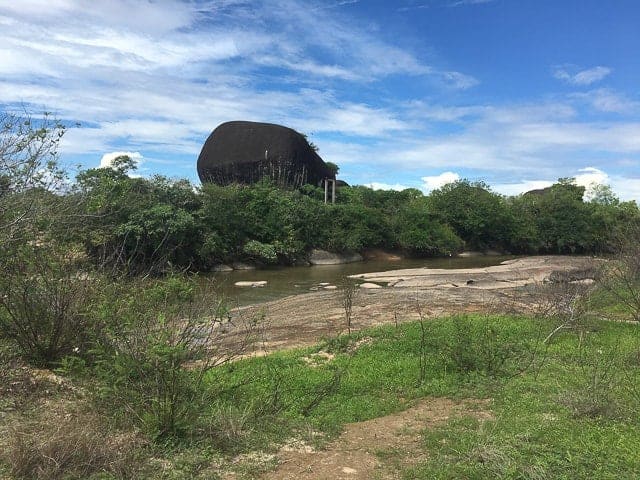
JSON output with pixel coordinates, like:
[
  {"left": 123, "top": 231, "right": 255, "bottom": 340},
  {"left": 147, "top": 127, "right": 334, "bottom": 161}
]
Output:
[{"left": 206, "top": 255, "right": 515, "bottom": 307}]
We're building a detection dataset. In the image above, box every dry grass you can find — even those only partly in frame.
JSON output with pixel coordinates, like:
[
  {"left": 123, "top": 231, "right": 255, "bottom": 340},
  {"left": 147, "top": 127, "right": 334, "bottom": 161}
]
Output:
[{"left": 2, "top": 408, "right": 145, "bottom": 480}]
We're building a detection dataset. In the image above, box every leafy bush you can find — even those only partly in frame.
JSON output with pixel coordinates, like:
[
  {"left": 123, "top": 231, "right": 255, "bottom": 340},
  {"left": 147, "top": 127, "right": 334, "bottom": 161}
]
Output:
[
  {"left": 91, "top": 276, "right": 261, "bottom": 439},
  {"left": 0, "top": 246, "right": 99, "bottom": 367},
  {"left": 442, "top": 315, "right": 530, "bottom": 378},
  {"left": 242, "top": 240, "right": 278, "bottom": 265}
]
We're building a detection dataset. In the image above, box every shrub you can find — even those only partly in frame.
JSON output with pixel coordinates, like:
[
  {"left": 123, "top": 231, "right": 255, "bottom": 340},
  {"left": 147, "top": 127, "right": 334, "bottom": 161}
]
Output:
[
  {"left": 242, "top": 239, "right": 278, "bottom": 265},
  {"left": 443, "top": 316, "right": 529, "bottom": 378},
  {"left": 0, "top": 246, "right": 99, "bottom": 367},
  {"left": 91, "top": 276, "right": 261, "bottom": 439}
]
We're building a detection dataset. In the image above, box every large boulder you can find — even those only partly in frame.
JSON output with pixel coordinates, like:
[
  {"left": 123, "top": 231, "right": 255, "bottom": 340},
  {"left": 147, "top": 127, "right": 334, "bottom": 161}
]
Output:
[{"left": 197, "top": 121, "right": 334, "bottom": 188}]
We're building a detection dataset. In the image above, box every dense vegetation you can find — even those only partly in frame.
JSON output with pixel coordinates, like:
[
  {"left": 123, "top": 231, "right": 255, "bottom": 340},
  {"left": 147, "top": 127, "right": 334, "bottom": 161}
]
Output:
[{"left": 50, "top": 156, "right": 639, "bottom": 275}]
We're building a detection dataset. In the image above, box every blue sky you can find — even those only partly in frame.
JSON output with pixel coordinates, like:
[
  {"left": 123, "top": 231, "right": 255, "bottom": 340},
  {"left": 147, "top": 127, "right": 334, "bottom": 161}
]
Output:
[{"left": 1, "top": 0, "right": 639, "bottom": 200}]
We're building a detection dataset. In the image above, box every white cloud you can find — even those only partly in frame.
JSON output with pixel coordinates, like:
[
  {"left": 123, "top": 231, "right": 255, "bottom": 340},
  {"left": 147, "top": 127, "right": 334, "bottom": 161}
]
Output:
[
  {"left": 449, "top": 0, "right": 495, "bottom": 6},
  {"left": 607, "top": 176, "right": 640, "bottom": 203},
  {"left": 554, "top": 65, "right": 611, "bottom": 86},
  {"left": 99, "top": 151, "right": 143, "bottom": 169},
  {"left": 573, "top": 89, "right": 639, "bottom": 114},
  {"left": 366, "top": 182, "right": 410, "bottom": 191},
  {"left": 421, "top": 171, "right": 460, "bottom": 191},
  {"left": 575, "top": 166, "right": 608, "bottom": 190}
]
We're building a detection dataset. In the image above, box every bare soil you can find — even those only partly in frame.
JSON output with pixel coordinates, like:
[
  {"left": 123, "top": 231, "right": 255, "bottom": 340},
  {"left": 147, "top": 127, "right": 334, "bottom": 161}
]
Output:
[{"left": 260, "top": 398, "right": 492, "bottom": 480}]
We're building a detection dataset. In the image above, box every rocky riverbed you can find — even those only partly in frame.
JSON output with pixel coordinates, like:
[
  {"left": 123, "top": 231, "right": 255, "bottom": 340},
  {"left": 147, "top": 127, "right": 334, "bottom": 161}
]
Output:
[{"left": 232, "top": 255, "right": 601, "bottom": 353}]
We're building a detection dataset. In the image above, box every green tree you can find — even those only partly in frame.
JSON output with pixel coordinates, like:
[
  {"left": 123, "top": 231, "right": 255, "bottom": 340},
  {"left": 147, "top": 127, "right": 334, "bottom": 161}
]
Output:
[
  {"left": 75, "top": 158, "right": 200, "bottom": 274},
  {"left": 531, "top": 179, "right": 592, "bottom": 253},
  {"left": 394, "top": 197, "right": 463, "bottom": 256},
  {"left": 0, "top": 111, "right": 66, "bottom": 253},
  {"left": 427, "top": 180, "right": 514, "bottom": 251}
]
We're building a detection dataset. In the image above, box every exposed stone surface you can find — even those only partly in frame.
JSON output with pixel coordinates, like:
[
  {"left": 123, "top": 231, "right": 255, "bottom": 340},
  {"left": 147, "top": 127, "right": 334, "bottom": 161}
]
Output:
[
  {"left": 197, "top": 121, "right": 334, "bottom": 188},
  {"left": 458, "top": 250, "right": 503, "bottom": 257},
  {"left": 361, "top": 249, "right": 403, "bottom": 261},
  {"left": 309, "top": 249, "right": 364, "bottom": 265},
  {"left": 349, "top": 256, "right": 602, "bottom": 290},
  {"left": 359, "top": 282, "right": 382, "bottom": 289},
  {"left": 234, "top": 280, "right": 267, "bottom": 287},
  {"left": 227, "top": 255, "right": 603, "bottom": 353}
]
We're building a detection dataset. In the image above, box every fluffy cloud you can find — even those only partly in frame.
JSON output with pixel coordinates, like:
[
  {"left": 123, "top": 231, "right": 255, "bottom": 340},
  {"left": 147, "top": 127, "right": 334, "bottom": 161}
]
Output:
[
  {"left": 572, "top": 89, "right": 639, "bottom": 114},
  {"left": 492, "top": 167, "right": 640, "bottom": 203},
  {"left": 421, "top": 172, "right": 460, "bottom": 191},
  {"left": 366, "top": 182, "right": 410, "bottom": 191},
  {"left": 99, "top": 151, "right": 143, "bottom": 169},
  {"left": 554, "top": 66, "right": 611, "bottom": 86}
]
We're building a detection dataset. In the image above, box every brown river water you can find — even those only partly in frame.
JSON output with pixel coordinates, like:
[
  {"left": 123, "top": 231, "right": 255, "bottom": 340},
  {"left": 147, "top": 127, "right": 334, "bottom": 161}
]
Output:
[{"left": 205, "top": 255, "right": 515, "bottom": 307}]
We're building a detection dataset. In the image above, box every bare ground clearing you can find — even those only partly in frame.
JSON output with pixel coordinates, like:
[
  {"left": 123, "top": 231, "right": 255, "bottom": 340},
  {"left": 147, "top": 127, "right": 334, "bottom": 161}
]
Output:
[{"left": 258, "top": 398, "right": 492, "bottom": 480}]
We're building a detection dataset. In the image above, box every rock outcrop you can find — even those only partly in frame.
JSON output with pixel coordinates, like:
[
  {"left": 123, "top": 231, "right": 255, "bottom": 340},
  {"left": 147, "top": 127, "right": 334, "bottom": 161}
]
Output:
[{"left": 197, "top": 121, "right": 334, "bottom": 188}]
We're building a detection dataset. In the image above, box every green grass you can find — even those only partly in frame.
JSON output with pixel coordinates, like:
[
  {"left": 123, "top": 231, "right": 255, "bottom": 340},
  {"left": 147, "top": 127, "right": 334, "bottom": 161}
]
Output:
[
  {"left": 3, "top": 309, "right": 640, "bottom": 479},
  {"left": 201, "top": 314, "right": 640, "bottom": 478}
]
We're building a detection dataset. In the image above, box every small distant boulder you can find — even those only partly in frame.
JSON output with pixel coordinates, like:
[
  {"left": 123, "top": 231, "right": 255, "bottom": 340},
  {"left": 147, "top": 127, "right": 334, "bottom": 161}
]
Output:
[
  {"left": 359, "top": 282, "right": 382, "bottom": 289},
  {"left": 212, "top": 264, "right": 233, "bottom": 272}
]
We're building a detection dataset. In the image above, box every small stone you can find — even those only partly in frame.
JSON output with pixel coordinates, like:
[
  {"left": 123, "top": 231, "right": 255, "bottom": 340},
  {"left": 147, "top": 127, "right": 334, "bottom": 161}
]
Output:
[
  {"left": 341, "top": 467, "right": 357, "bottom": 474},
  {"left": 318, "top": 282, "right": 331, "bottom": 286},
  {"left": 234, "top": 281, "right": 267, "bottom": 287},
  {"left": 324, "top": 285, "right": 337, "bottom": 290},
  {"left": 359, "top": 282, "right": 382, "bottom": 289},
  {"left": 570, "top": 278, "right": 595, "bottom": 285}
]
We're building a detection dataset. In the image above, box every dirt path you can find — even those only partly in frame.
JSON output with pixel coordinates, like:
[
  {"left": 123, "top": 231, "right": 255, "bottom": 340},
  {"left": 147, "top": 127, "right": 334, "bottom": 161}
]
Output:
[
  {"left": 236, "top": 255, "right": 598, "bottom": 353},
  {"left": 260, "top": 398, "right": 492, "bottom": 480}
]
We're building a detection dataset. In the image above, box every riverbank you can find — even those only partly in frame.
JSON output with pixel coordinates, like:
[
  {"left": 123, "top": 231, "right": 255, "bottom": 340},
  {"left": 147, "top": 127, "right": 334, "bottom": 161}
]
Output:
[{"left": 232, "top": 255, "right": 599, "bottom": 353}]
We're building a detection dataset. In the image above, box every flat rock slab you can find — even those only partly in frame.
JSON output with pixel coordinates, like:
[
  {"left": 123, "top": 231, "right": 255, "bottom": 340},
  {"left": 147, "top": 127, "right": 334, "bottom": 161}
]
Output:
[
  {"left": 232, "top": 262, "right": 256, "bottom": 270},
  {"left": 359, "top": 282, "right": 382, "bottom": 289},
  {"left": 226, "top": 255, "right": 604, "bottom": 354},
  {"left": 235, "top": 281, "right": 267, "bottom": 287},
  {"left": 212, "top": 264, "right": 233, "bottom": 272},
  {"left": 350, "top": 256, "right": 600, "bottom": 290}
]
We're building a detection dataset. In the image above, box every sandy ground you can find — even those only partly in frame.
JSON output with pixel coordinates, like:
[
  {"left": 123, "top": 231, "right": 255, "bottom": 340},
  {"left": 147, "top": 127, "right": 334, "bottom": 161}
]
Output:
[{"left": 236, "top": 255, "right": 599, "bottom": 354}]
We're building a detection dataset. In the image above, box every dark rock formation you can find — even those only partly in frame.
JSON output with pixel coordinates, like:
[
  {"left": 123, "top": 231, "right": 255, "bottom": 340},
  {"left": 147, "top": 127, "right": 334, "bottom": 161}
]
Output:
[{"left": 197, "top": 121, "right": 334, "bottom": 188}]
